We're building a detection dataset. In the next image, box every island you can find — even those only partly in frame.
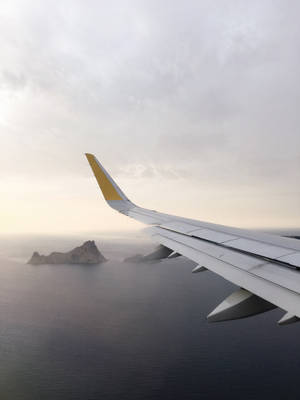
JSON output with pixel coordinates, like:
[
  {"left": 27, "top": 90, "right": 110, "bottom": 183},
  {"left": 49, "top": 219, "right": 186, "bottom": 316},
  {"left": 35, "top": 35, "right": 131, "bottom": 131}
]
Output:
[
  {"left": 27, "top": 240, "right": 107, "bottom": 265},
  {"left": 123, "top": 245, "right": 174, "bottom": 263},
  {"left": 123, "top": 254, "right": 145, "bottom": 263}
]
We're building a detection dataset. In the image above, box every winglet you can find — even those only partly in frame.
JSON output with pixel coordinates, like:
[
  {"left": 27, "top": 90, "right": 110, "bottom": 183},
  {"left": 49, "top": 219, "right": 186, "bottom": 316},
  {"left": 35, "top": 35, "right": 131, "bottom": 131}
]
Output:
[{"left": 85, "top": 153, "right": 134, "bottom": 212}]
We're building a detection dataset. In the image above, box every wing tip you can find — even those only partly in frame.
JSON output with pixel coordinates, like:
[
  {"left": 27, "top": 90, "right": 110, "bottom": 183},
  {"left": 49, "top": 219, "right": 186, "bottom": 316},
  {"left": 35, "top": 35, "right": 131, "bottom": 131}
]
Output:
[
  {"left": 85, "top": 152, "right": 94, "bottom": 159},
  {"left": 85, "top": 152, "right": 125, "bottom": 202}
]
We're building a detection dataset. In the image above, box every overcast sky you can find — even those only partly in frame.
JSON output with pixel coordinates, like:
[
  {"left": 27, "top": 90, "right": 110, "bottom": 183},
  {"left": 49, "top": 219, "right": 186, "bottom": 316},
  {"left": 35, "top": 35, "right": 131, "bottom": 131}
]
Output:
[{"left": 1, "top": 0, "right": 300, "bottom": 234}]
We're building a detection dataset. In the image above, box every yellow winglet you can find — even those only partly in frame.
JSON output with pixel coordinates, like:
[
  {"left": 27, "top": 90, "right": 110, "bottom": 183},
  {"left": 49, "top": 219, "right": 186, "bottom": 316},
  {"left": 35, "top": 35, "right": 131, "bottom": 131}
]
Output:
[{"left": 85, "top": 153, "right": 123, "bottom": 201}]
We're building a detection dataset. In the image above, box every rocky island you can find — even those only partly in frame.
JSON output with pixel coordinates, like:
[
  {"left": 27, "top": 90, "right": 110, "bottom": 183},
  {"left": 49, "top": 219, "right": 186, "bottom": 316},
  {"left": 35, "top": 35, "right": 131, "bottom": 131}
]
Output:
[
  {"left": 123, "top": 254, "right": 145, "bottom": 263},
  {"left": 123, "top": 245, "right": 174, "bottom": 263},
  {"left": 28, "top": 240, "right": 107, "bottom": 265}
]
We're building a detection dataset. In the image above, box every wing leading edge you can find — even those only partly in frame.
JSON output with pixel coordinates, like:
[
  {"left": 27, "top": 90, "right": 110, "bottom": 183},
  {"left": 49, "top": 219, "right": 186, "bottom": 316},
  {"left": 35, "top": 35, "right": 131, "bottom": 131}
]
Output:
[{"left": 85, "top": 153, "right": 300, "bottom": 325}]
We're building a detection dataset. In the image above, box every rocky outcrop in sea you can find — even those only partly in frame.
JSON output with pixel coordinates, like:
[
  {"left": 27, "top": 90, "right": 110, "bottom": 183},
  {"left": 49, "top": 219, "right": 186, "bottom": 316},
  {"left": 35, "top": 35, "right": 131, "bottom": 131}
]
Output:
[
  {"left": 27, "top": 240, "right": 107, "bottom": 265},
  {"left": 123, "top": 245, "right": 174, "bottom": 263}
]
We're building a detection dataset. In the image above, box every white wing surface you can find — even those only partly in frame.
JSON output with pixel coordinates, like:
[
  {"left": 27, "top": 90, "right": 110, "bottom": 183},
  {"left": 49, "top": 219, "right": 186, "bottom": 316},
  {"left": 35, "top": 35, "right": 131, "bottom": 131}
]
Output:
[{"left": 85, "top": 153, "right": 300, "bottom": 325}]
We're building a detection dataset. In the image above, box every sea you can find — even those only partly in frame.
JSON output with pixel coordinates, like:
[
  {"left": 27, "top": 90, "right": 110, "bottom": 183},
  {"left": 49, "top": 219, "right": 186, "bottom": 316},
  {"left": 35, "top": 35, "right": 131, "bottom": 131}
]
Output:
[{"left": 0, "top": 231, "right": 299, "bottom": 400}]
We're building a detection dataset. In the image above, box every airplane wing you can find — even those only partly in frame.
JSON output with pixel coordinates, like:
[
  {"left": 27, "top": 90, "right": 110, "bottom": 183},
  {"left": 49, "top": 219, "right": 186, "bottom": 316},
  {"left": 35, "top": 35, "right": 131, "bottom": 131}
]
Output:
[{"left": 85, "top": 153, "right": 300, "bottom": 325}]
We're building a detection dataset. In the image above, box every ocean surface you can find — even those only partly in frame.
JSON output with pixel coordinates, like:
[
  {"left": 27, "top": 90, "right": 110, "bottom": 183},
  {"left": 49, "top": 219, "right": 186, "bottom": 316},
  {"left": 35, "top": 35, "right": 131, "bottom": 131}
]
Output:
[{"left": 0, "top": 232, "right": 300, "bottom": 400}]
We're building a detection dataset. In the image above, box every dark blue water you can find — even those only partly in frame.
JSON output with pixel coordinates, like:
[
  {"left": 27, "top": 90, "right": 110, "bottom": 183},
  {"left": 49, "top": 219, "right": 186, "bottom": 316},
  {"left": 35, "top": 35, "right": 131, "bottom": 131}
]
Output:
[{"left": 0, "top": 235, "right": 299, "bottom": 400}]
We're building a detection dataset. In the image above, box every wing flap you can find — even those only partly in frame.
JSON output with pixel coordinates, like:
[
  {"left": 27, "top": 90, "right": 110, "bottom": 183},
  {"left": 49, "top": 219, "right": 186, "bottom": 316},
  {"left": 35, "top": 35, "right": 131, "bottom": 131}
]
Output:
[
  {"left": 159, "top": 224, "right": 300, "bottom": 268},
  {"left": 150, "top": 229, "right": 300, "bottom": 318}
]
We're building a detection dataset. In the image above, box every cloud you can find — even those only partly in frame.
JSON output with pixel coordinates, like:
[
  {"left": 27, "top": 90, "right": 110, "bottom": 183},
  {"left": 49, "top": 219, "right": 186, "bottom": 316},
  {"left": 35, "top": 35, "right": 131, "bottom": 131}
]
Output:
[{"left": 1, "top": 0, "right": 300, "bottom": 231}]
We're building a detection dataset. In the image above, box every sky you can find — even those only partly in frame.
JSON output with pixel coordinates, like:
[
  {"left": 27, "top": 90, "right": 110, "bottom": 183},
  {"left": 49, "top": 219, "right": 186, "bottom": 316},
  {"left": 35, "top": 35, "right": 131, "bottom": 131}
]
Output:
[{"left": 1, "top": 0, "right": 300, "bottom": 234}]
